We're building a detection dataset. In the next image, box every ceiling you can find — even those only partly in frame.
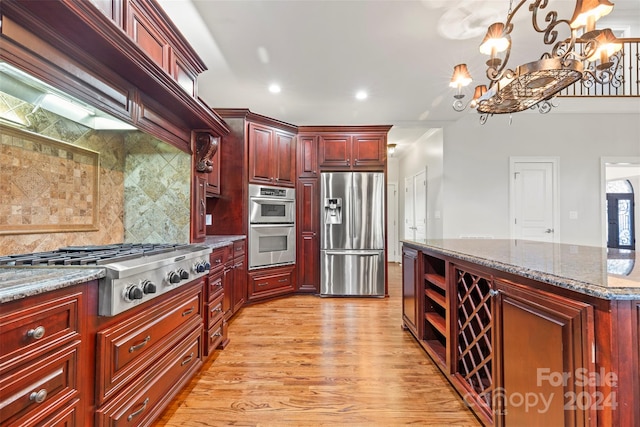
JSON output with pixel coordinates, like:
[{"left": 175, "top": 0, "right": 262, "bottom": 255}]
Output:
[{"left": 158, "top": 0, "right": 640, "bottom": 153}]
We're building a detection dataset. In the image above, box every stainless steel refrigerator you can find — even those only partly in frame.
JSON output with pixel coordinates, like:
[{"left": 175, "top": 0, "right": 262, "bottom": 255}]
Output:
[{"left": 320, "top": 172, "right": 385, "bottom": 296}]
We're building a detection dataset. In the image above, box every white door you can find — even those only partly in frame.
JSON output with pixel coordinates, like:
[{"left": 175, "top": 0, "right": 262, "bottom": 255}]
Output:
[
  {"left": 414, "top": 169, "right": 427, "bottom": 241},
  {"left": 387, "top": 183, "right": 399, "bottom": 262},
  {"left": 404, "top": 176, "right": 415, "bottom": 240},
  {"left": 511, "top": 160, "right": 557, "bottom": 242}
]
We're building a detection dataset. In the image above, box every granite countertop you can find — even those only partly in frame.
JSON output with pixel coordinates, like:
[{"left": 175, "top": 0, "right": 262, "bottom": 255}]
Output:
[
  {"left": 0, "top": 267, "right": 105, "bottom": 304},
  {"left": 203, "top": 235, "right": 245, "bottom": 249},
  {"left": 403, "top": 239, "right": 640, "bottom": 300}
]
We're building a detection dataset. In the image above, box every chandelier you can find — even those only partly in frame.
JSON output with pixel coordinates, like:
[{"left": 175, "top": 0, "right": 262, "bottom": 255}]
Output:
[{"left": 450, "top": 0, "right": 623, "bottom": 124}]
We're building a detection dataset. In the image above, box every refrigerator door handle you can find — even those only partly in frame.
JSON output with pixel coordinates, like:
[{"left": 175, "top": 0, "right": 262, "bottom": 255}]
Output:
[
  {"left": 324, "top": 250, "right": 379, "bottom": 256},
  {"left": 349, "top": 186, "right": 354, "bottom": 239}
]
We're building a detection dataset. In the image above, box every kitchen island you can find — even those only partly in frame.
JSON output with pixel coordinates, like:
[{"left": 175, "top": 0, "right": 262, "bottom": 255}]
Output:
[{"left": 402, "top": 239, "right": 639, "bottom": 427}]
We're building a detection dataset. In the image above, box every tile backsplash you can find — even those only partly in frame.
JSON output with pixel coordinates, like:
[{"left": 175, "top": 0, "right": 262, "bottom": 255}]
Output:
[{"left": 0, "top": 91, "right": 190, "bottom": 255}]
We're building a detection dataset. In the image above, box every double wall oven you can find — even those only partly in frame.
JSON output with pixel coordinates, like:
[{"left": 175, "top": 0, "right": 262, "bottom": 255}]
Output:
[{"left": 248, "top": 184, "right": 295, "bottom": 269}]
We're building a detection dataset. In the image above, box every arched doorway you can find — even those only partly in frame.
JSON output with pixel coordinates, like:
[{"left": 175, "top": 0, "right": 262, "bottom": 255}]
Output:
[{"left": 606, "top": 179, "right": 635, "bottom": 250}]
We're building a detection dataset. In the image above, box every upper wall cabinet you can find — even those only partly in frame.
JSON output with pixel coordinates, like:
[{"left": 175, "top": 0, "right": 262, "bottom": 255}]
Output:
[
  {"left": 90, "top": 0, "right": 202, "bottom": 98},
  {"left": 312, "top": 126, "right": 391, "bottom": 171},
  {"left": 248, "top": 123, "right": 296, "bottom": 187}
]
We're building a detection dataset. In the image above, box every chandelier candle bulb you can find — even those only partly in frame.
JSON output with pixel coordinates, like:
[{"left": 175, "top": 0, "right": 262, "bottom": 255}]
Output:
[{"left": 570, "top": 0, "right": 614, "bottom": 30}]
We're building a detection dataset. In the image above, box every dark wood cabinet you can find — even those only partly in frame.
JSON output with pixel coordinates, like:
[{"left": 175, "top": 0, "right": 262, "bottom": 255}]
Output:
[
  {"left": 296, "top": 178, "right": 320, "bottom": 293},
  {"left": 205, "top": 245, "right": 228, "bottom": 354},
  {"left": 95, "top": 281, "right": 204, "bottom": 426},
  {"left": 494, "top": 278, "right": 594, "bottom": 427},
  {"left": 206, "top": 147, "right": 221, "bottom": 196},
  {"left": 248, "top": 265, "right": 296, "bottom": 301},
  {"left": 0, "top": 284, "right": 88, "bottom": 427},
  {"left": 232, "top": 240, "right": 247, "bottom": 313},
  {"left": 193, "top": 175, "right": 207, "bottom": 241},
  {"left": 248, "top": 123, "right": 296, "bottom": 187},
  {"left": 401, "top": 246, "right": 419, "bottom": 339},
  {"left": 297, "top": 134, "right": 318, "bottom": 177},
  {"left": 317, "top": 130, "right": 388, "bottom": 170}
]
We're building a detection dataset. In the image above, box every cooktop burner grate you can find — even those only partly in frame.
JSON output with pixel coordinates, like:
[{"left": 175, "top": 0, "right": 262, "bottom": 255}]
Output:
[{"left": 0, "top": 243, "right": 192, "bottom": 266}]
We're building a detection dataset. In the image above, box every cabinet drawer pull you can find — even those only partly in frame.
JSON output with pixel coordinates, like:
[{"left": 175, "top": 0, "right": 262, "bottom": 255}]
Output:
[
  {"left": 29, "top": 389, "right": 47, "bottom": 403},
  {"left": 211, "top": 330, "right": 222, "bottom": 338},
  {"left": 182, "top": 306, "right": 195, "bottom": 316},
  {"left": 215, "top": 259, "right": 222, "bottom": 264},
  {"left": 257, "top": 282, "right": 269, "bottom": 287},
  {"left": 489, "top": 289, "right": 500, "bottom": 297},
  {"left": 127, "top": 397, "right": 149, "bottom": 421},
  {"left": 129, "top": 335, "right": 151, "bottom": 353},
  {"left": 211, "top": 306, "right": 223, "bottom": 313},
  {"left": 181, "top": 352, "right": 194, "bottom": 366},
  {"left": 27, "top": 326, "right": 46, "bottom": 340},
  {"left": 278, "top": 278, "right": 288, "bottom": 283}
]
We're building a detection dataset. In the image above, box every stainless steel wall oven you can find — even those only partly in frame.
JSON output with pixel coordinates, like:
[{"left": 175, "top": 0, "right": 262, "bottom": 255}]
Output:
[{"left": 248, "top": 184, "right": 296, "bottom": 269}]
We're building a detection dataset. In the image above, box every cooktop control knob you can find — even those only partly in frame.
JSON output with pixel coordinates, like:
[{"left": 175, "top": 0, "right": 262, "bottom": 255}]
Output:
[
  {"left": 168, "top": 271, "right": 181, "bottom": 284},
  {"left": 141, "top": 279, "right": 156, "bottom": 294},
  {"left": 178, "top": 268, "right": 189, "bottom": 280},
  {"left": 203, "top": 260, "right": 211, "bottom": 271},
  {"left": 194, "top": 261, "right": 205, "bottom": 273},
  {"left": 123, "top": 284, "right": 144, "bottom": 301}
]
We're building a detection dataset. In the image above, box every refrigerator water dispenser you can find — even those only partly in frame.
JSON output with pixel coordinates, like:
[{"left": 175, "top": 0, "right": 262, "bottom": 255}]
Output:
[{"left": 324, "top": 198, "right": 342, "bottom": 224}]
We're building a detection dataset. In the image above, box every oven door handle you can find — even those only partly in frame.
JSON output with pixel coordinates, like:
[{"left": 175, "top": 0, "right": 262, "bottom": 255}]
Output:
[
  {"left": 250, "top": 223, "right": 294, "bottom": 228},
  {"left": 250, "top": 197, "right": 294, "bottom": 203}
]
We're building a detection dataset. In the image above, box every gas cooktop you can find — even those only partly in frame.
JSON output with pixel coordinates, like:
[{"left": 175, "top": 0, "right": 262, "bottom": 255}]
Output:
[{"left": 0, "top": 243, "right": 213, "bottom": 317}]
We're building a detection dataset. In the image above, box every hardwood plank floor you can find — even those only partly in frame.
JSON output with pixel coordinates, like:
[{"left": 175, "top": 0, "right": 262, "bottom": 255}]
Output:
[{"left": 155, "top": 263, "right": 481, "bottom": 426}]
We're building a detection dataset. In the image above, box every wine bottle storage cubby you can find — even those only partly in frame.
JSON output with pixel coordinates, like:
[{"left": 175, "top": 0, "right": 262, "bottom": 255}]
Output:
[{"left": 422, "top": 254, "right": 447, "bottom": 364}]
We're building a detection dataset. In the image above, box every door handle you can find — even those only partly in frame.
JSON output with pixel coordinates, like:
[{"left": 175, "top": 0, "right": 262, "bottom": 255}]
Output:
[{"left": 545, "top": 228, "right": 554, "bottom": 233}]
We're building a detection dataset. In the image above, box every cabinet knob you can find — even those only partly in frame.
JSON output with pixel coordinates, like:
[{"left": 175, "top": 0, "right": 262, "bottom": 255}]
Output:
[
  {"left": 27, "top": 326, "right": 46, "bottom": 340},
  {"left": 489, "top": 289, "right": 500, "bottom": 297},
  {"left": 29, "top": 389, "right": 47, "bottom": 403}
]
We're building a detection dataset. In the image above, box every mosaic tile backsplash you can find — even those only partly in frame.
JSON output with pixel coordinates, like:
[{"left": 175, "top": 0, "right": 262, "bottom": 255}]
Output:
[
  {"left": 0, "top": 91, "right": 190, "bottom": 255},
  {"left": 0, "top": 125, "right": 99, "bottom": 233}
]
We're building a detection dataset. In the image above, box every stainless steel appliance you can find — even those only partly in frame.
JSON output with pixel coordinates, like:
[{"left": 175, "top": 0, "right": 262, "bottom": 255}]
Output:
[
  {"left": 248, "top": 184, "right": 295, "bottom": 224},
  {"left": 248, "top": 184, "right": 295, "bottom": 269},
  {"left": 320, "top": 172, "right": 385, "bottom": 296},
  {"left": 0, "top": 243, "right": 212, "bottom": 316}
]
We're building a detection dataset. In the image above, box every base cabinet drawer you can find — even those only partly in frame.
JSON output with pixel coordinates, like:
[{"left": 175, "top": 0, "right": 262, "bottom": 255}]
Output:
[
  {"left": 0, "top": 291, "right": 81, "bottom": 370},
  {"left": 96, "top": 283, "right": 203, "bottom": 404},
  {"left": 205, "top": 318, "right": 224, "bottom": 355},
  {"left": 0, "top": 343, "right": 79, "bottom": 427},
  {"left": 248, "top": 265, "right": 295, "bottom": 301},
  {"left": 96, "top": 327, "right": 202, "bottom": 427}
]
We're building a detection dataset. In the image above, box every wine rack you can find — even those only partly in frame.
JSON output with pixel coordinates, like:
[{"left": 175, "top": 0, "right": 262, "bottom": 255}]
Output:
[{"left": 455, "top": 267, "right": 493, "bottom": 417}]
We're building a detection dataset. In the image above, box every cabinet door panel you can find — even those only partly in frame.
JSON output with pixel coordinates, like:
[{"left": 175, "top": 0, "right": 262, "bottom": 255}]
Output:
[
  {"left": 319, "top": 135, "right": 351, "bottom": 168},
  {"left": 352, "top": 135, "right": 385, "bottom": 167},
  {"left": 297, "top": 135, "right": 318, "bottom": 177},
  {"left": 402, "top": 246, "right": 419, "bottom": 336},
  {"left": 274, "top": 131, "right": 295, "bottom": 187},
  {"left": 495, "top": 280, "right": 594, "bottom": 427},
  {"left": 248, "top": 123, "right": 274, "bottom": 184},
  {"left": 193, "top": 175, "right": 207, "bottom": 241}
]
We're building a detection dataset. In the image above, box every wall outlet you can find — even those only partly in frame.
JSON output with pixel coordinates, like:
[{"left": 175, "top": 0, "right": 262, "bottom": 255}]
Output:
[
  {"left": 569, "top": 211, "right": 578, "bottom": 220},
  {"left": 206, "top": 214, "right": 212, "bottom": 226}
]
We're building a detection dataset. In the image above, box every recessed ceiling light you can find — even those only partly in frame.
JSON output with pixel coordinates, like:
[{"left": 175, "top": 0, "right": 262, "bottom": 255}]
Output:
[
  {"left": 355, "top": 90, "right": 368, "bottom": 100},
  {"left": 269, "top": 84, "right": 281, "bottom": 94}
]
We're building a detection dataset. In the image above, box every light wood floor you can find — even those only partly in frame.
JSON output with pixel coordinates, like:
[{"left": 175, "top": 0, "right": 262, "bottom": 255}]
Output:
[{"left": 155, "top": 263, "right": 481, "bottom": 426}]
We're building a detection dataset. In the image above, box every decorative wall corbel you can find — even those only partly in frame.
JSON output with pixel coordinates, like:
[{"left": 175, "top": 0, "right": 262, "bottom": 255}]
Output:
[{"left": 194, "top": 131, "right": 219, "bottom": 173}]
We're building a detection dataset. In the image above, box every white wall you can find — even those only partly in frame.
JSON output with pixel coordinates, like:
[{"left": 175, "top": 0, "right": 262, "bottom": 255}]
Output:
[
  {"left": 441, "top": 112, "right": 640, "bottom": 246},
  {"left": 397, "top": 129, "right": 444, "bottom": 240}
]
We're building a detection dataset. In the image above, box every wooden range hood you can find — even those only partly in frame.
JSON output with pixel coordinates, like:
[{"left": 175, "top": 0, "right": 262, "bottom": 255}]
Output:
[{"left": 0, "top": 0, "right": 229, "bottom": 152}]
